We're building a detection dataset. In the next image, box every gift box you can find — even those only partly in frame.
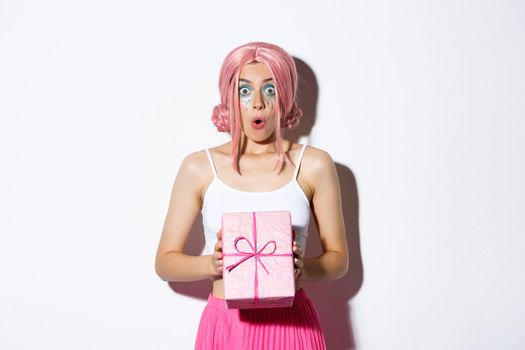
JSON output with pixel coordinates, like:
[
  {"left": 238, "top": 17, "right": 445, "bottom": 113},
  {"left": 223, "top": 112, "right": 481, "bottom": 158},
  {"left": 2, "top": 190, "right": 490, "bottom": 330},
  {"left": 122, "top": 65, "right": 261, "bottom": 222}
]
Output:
[{"left": 222, "top": 211, "right": 295, "bottom": 309}]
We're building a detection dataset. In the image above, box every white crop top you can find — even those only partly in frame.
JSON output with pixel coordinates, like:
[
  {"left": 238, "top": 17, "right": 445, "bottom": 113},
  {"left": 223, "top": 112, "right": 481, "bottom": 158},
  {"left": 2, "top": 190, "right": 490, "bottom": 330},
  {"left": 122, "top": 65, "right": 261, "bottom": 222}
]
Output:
[{"left": 201, "top": 144, "right": 311, "bottom": 255}]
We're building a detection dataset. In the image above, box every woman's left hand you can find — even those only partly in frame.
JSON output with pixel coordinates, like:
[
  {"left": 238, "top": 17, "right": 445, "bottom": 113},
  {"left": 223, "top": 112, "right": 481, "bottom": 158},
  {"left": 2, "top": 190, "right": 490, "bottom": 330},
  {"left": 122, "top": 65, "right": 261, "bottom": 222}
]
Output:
[{"left": 293, "top": 238, "right": 304, "bottom": 280}]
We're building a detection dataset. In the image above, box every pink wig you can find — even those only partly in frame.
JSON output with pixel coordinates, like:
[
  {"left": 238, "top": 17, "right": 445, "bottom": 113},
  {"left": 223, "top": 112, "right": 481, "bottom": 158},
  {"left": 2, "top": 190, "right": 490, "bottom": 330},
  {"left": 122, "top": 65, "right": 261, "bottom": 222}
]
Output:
[{"left": 211, "top": 41, "right": 303, "bottom": 174}]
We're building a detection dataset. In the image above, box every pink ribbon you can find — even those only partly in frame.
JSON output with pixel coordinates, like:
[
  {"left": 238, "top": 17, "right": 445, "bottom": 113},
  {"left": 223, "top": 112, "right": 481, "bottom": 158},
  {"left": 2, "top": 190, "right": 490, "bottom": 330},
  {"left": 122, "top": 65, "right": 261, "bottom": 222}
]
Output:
[{"left": 223, "top": 212, "right": 292, "bottom": 305}]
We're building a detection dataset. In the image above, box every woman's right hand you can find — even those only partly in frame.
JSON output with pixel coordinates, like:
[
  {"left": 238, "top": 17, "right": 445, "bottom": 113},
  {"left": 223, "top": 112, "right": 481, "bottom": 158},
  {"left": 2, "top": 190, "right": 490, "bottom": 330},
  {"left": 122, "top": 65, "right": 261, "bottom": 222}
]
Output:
[{"left": 210, "top": 229, "right": 223, "bottom": 280}]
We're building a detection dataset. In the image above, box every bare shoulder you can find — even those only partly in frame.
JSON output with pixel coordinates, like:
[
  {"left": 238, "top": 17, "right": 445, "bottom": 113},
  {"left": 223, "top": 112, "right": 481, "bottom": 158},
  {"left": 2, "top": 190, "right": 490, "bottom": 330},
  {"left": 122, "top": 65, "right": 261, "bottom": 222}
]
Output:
[
  {"left": 179, "top": 149, "right": 209, "bottom": 177},
  {"left": 302, "top": 145, "right": 335, "bottom": 174},
  {"left": 298, "top": 145, "right": 337, "bottom": 192},
  {"left": 175, "top": 149, "right": 214, "bottom": 196}
]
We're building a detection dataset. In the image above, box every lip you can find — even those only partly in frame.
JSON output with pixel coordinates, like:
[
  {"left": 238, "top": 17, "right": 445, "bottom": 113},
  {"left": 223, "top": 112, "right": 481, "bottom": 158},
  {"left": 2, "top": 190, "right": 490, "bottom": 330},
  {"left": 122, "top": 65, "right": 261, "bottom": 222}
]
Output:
[{"left": 251, "top": 116, "right": 266, "bottom": 130}]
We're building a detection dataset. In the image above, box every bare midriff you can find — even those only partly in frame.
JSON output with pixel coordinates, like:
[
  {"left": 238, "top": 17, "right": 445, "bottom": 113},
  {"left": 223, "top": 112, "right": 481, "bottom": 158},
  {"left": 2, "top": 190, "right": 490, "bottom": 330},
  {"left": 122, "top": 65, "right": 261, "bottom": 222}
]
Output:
[{"left": 211, "top": 278, "right": 302, "bottom": 299}]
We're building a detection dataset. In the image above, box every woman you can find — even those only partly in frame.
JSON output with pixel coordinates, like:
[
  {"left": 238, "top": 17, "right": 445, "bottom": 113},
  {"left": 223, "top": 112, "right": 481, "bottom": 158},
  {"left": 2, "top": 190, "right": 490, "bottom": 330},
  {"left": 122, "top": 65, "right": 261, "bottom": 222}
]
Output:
[{"left": 155, "top": 41, "right": 348, "bottom": 349}]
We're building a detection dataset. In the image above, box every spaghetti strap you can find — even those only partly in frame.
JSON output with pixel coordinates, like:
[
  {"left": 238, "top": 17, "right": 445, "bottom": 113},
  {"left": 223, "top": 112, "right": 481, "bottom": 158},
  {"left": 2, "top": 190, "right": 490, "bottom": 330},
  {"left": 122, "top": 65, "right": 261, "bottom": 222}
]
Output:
[
  {"left": 204, "top": 148, "right": 218, "bottom": 178},
  {"left": 293, "top": 144, "right": 308, "bottom": 179}
]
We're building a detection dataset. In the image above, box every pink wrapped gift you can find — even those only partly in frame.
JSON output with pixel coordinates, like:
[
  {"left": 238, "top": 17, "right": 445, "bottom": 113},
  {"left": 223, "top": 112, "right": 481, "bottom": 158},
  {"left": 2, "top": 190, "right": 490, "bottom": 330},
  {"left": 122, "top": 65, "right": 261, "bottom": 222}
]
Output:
[{"left": 222, "top": 211, "right": 295, "bottom": 309}]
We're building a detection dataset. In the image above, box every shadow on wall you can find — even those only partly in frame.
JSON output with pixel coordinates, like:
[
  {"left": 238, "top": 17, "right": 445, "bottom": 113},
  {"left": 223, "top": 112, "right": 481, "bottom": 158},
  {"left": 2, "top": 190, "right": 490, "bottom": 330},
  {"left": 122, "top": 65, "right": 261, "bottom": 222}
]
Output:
[
  {"left": 166, "top": 57, "right": 363, "bottom": 350},
  {"left": 286, "top": 57, "right": 317, "bottom": 141},
  {"left": 303, "top": 163, "right": 363, "bottom": 350}
]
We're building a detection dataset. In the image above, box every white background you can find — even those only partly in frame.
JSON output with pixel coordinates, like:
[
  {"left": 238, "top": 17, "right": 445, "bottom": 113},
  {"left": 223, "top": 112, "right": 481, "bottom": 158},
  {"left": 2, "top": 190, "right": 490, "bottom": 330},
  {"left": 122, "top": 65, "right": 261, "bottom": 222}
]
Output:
[{"left": 1, "top": 1, "right": 524, "bottom": 349}]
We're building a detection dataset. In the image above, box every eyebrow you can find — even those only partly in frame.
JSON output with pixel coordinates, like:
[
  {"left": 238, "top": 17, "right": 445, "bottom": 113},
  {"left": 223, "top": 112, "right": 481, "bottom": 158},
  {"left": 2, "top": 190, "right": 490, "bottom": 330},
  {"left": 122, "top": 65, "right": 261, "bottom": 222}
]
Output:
[{"left": 239, "top": 77, "right": 274, "bottom": 83}]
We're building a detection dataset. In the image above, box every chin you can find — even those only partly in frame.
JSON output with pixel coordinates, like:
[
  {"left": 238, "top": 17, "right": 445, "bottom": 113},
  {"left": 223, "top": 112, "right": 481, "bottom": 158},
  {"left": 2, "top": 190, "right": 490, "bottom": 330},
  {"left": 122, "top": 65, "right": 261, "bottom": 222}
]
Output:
[{"left": 241, "top": 126, "right": 278, "bottom": 143}]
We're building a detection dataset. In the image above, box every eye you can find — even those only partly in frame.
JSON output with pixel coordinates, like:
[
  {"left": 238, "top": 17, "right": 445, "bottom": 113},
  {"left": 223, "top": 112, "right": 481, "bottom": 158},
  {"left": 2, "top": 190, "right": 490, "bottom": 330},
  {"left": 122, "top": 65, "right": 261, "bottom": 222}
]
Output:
[
  {"left": 264, "top": 84, "right": 276, "bottom": 96},
  {"left": 239, "top": 85, "right": 252, "bottom": 96}
]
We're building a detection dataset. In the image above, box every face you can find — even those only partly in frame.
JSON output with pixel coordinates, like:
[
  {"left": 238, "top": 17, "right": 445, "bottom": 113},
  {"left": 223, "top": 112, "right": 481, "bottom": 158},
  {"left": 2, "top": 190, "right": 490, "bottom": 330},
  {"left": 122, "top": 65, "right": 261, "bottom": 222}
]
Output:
[{"left": 238, "top": 62, "right": 277, "bottom": 143}]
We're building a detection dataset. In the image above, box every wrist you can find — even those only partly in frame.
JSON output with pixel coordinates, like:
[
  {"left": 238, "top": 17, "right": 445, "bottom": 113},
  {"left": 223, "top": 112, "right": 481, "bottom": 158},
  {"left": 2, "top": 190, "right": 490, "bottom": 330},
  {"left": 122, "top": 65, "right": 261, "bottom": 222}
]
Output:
[{"left": 205, "top": 255, "right": 215, "bottom": 280}]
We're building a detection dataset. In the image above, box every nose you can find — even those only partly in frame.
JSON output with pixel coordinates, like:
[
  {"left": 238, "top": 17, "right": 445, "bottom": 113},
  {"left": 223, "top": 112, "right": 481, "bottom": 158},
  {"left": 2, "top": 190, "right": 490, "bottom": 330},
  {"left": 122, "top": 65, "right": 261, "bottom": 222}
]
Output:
[{"left": 252, "top": 90, "right": 265, "bottom": 110}]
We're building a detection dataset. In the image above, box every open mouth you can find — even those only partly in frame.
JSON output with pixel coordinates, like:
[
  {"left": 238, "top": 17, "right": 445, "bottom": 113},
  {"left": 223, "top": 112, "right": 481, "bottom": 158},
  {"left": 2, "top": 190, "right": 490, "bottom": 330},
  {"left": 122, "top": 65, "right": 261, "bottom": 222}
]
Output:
[{"left": 251, "top": 116, "right": 266, "bottom": 130}]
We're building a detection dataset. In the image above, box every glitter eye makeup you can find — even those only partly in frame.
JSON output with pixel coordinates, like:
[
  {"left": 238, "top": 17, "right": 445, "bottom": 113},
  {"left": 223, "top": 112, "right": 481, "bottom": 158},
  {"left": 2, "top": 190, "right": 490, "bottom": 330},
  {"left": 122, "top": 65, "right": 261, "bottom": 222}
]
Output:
[
  {"left": 239, "top": 84, "right": 253, "bottom": 109},
  {"left": 239, "top": 85, "right": 253, "bottom": 97},
  {"left": 263, "top": 84, "right": 276, "bottom": 97},
  {"left": 238, "top": 81, "right": 276, "bottom": 110}
]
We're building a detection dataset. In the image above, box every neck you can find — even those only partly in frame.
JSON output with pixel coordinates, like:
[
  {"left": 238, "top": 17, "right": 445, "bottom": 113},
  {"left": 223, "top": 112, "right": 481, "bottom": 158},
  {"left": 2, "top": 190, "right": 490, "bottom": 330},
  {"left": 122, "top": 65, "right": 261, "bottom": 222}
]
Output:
[{"left": 239, "top": 135, "right": 286, "bottom": 156}]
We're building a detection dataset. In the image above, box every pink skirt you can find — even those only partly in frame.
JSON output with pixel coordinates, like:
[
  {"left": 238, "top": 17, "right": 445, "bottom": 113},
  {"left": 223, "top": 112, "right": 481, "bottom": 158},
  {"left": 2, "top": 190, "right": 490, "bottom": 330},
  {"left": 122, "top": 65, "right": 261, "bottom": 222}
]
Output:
[{"left": 194, "top": 288, "right": 327, "bottom": 350}]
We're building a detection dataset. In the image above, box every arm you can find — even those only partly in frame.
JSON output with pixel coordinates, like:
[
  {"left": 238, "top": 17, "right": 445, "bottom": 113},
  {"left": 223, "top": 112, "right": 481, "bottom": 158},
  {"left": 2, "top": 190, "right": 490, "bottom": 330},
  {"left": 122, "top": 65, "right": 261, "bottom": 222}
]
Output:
[
  {"left": 300, "top": 149, "right": 349, "bottom": 281},
  {"left": 154, "top": 152, "right": 221, "bottom": 282}
]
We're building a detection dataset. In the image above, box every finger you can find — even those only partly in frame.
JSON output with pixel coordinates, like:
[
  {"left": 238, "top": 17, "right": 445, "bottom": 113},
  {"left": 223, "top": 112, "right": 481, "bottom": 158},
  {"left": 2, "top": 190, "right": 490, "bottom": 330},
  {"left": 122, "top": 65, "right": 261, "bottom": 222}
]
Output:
[
  {"left": 293, "top": 246, "right": 303, "bottom": 258},
  {"left": 214, "top": 259, "right": 222, "bottom": 270},
  {"left": 295, "top": 245, "right": 304, "bottom": 257},
  {"left": 217, "top": 229, "right": 222, "bottom": 240}
]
